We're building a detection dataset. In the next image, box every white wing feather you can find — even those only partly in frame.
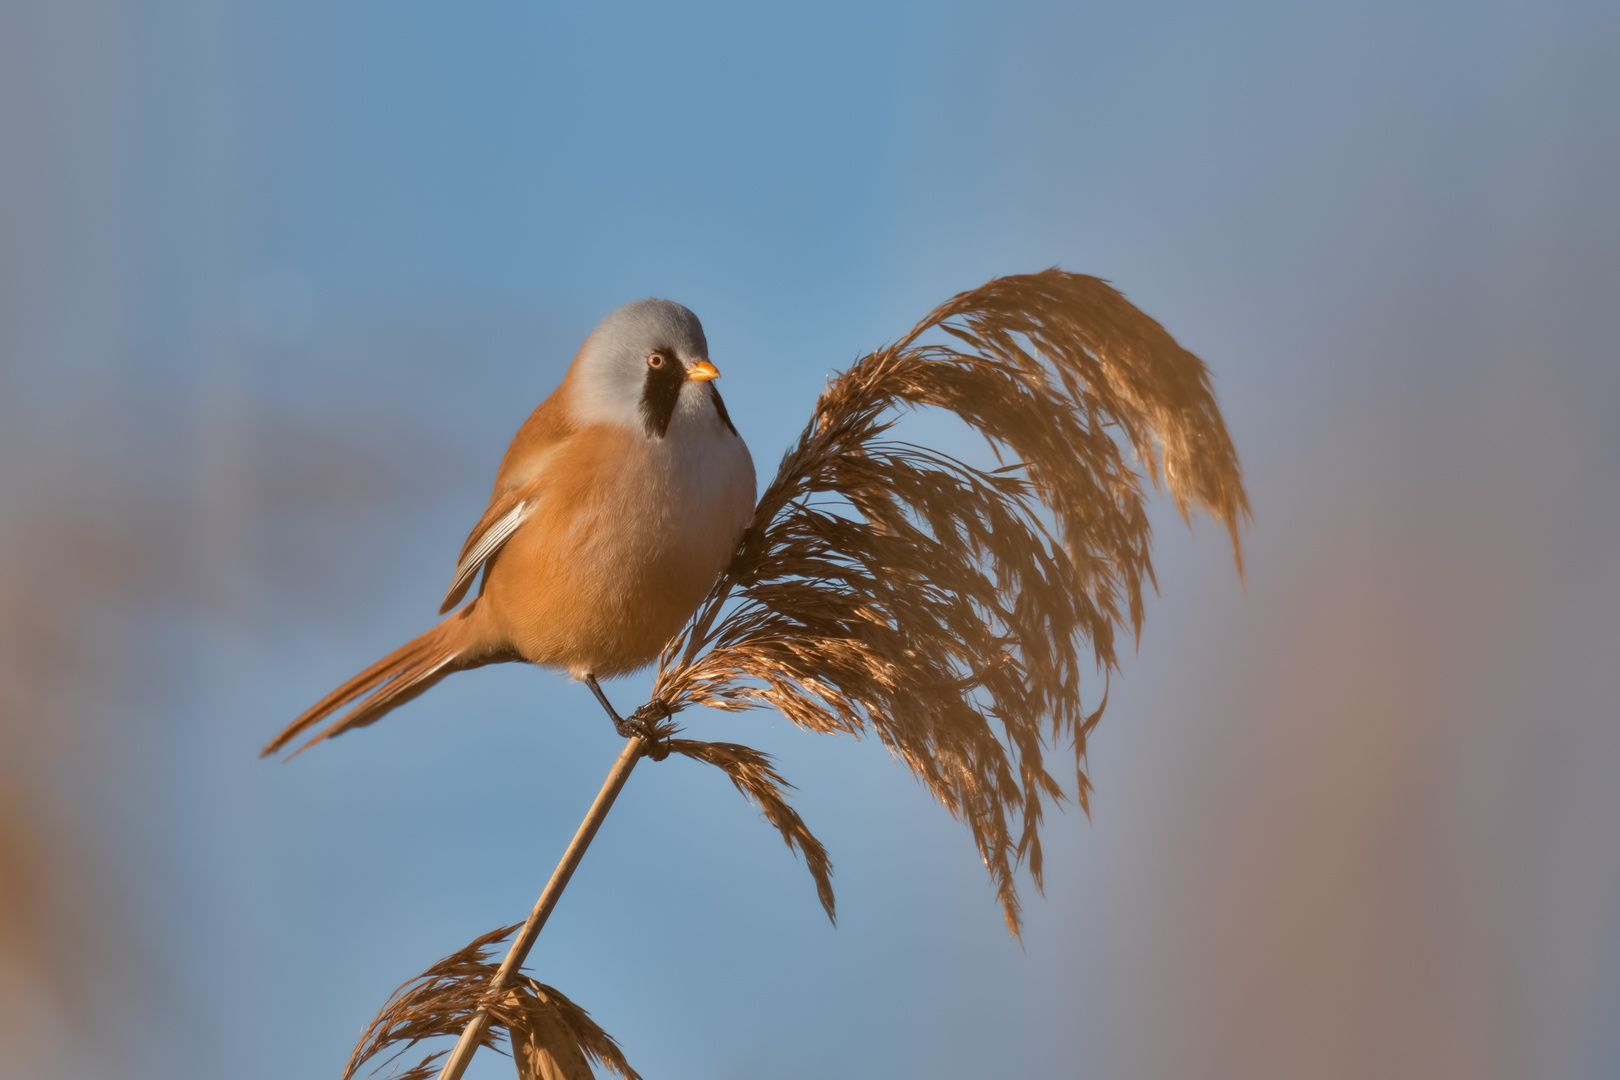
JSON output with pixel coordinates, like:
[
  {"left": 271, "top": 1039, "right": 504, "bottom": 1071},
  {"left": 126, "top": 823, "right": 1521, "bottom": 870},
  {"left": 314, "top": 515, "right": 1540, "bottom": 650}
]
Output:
[{"left": 439, "top": 498, "right": 536, "bottom": 613}]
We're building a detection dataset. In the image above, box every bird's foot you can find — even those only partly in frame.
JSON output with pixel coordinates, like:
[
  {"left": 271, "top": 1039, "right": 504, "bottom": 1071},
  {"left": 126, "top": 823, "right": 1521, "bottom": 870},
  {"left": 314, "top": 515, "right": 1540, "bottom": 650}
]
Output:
[
  {"left": 620, "top": 699, "right": 676, "bottom": 760},
  {"left": 584, "top": 675, "right": 676, "bottom": 760}
]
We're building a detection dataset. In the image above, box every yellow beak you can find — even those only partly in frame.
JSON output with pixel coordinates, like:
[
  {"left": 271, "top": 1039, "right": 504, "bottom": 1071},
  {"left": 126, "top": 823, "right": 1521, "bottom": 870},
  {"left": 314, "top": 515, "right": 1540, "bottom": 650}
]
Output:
[{"left": 686, "top": 359, "right": 721, "bottom": 382}]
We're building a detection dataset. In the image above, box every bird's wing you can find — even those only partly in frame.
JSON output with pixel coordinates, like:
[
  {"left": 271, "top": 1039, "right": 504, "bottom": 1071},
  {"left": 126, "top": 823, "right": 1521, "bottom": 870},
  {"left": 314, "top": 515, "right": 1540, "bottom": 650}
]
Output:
[
  {"left": 439, "top": 482, "right": 541, "bottom": 614},
  {"left": 441, "top": 383, "right": 577, "bottom": 615}
]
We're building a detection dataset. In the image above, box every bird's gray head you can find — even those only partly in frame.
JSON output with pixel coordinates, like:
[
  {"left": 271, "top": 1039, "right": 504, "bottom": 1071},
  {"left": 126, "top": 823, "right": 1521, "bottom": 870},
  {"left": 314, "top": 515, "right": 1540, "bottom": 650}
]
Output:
[{"left": 568, "top": 298, "right": 736, "bottom": 439}]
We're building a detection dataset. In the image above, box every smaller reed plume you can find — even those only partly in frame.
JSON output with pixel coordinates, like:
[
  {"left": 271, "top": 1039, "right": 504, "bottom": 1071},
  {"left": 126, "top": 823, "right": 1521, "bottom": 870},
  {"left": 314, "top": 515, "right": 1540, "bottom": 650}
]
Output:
[
  {"left": 344, "top": 926, "right": 641, "bottom": 1080},
  {"left": 327, "top": 269, "right": 1246, "bottom": 1079}
]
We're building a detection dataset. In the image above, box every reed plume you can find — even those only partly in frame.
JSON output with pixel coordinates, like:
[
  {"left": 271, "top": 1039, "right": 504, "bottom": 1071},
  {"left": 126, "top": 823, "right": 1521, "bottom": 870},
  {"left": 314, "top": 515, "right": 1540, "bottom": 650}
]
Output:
[
  {"left": 654, "top": 268, "right": 1246, "bottom": 932},
  {"left": 319, "top": 269, "right": 1246, "bottom": 1078}
]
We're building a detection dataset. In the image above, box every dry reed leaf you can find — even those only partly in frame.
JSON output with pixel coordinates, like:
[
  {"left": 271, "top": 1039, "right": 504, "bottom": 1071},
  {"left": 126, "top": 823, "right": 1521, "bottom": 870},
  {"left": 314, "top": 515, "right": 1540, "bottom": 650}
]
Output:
[
  {"left": 653, "top": 269, "right": 1247, "bottom": 935},
  {"left": 666, "top": 737, "right": 836, "bottom": 921},
  {"left": 343, "top": 925, "right": 640, "bottom": 1080}
]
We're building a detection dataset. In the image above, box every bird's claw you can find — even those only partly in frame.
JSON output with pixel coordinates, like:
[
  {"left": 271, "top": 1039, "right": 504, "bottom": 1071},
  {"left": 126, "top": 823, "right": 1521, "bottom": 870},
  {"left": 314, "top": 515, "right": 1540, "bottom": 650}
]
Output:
[
  {"left": 585, "top": 675, "right": 675, "bottom": 759},
  {"left": 620, "top": 700, "right": 676, "bottom": 760}
]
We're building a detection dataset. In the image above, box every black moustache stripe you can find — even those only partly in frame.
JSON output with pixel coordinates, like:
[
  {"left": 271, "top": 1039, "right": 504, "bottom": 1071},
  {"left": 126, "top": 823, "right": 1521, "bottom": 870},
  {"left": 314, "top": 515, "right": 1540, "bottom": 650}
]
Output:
[
  {"left": 710, "top": 384, "right": 737, "bottom": 437},
  {"left": 639, "top": 349, "right": 686, "bottom": 437}
]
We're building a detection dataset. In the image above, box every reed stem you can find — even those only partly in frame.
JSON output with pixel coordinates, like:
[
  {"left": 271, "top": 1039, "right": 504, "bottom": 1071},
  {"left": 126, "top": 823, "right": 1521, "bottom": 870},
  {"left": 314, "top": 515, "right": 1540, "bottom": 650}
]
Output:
[{"left": 435, "top": 734, "right": 645, "bottom": 1080}]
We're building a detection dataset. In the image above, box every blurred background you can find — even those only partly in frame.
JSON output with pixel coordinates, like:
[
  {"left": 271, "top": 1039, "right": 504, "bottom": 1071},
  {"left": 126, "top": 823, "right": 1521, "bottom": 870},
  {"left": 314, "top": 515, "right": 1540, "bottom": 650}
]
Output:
[{"left": 1, "top": 0, "right": 1616, "bottom": 1077}]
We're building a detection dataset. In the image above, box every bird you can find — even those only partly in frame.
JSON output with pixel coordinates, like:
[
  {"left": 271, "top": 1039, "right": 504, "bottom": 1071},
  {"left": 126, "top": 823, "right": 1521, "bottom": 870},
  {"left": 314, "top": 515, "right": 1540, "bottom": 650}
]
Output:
[{"left": 262, "top": 299, "right": 757, "bottom": 756}]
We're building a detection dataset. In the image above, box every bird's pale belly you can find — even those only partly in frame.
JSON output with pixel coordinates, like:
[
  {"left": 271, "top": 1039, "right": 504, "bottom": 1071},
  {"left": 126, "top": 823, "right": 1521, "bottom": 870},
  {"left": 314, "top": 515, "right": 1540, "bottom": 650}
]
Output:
[{"left": 474, "top": 426, "right": 750, "bottom": 678}]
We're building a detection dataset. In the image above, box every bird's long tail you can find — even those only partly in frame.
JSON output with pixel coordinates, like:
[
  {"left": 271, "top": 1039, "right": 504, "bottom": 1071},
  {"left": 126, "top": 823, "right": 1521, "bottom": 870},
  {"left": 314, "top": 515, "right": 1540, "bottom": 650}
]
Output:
[{"left": 262, "top": 604, "right": 499, "bottom": 758}]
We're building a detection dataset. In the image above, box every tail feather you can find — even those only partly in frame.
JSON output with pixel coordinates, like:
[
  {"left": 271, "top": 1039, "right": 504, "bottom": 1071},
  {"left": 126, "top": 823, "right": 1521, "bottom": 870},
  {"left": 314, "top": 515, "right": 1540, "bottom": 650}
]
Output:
[{"left": 263, "top": 609, "right": 491, "bottom": 758}]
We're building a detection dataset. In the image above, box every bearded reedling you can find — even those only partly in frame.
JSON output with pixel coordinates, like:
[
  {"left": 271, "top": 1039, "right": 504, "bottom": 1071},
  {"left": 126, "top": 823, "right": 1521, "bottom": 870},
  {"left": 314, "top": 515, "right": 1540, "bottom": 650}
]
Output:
[{"left": 263, "top": 298, "right": 755, "bottom": 758}]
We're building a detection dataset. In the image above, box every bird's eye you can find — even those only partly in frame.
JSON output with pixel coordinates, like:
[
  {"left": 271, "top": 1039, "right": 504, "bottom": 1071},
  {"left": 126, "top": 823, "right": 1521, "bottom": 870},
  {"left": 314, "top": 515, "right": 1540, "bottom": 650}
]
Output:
[{"left": 647, "top": 352, "right": 667, "bottom": 369}]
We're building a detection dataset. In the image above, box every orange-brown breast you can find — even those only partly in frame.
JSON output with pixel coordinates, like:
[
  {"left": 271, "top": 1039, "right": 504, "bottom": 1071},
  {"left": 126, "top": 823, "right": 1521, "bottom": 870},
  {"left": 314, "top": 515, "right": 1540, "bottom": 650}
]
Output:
[{"left": 473, "top": 422, "right": 751, "bottom": 677}]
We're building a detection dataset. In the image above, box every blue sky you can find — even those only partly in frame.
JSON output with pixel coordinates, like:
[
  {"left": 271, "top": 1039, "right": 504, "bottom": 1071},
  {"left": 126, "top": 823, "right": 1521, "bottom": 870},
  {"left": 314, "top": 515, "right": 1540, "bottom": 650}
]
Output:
[{"left": 1, "top": 1, "right": 1617, "bottom": 1077}]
